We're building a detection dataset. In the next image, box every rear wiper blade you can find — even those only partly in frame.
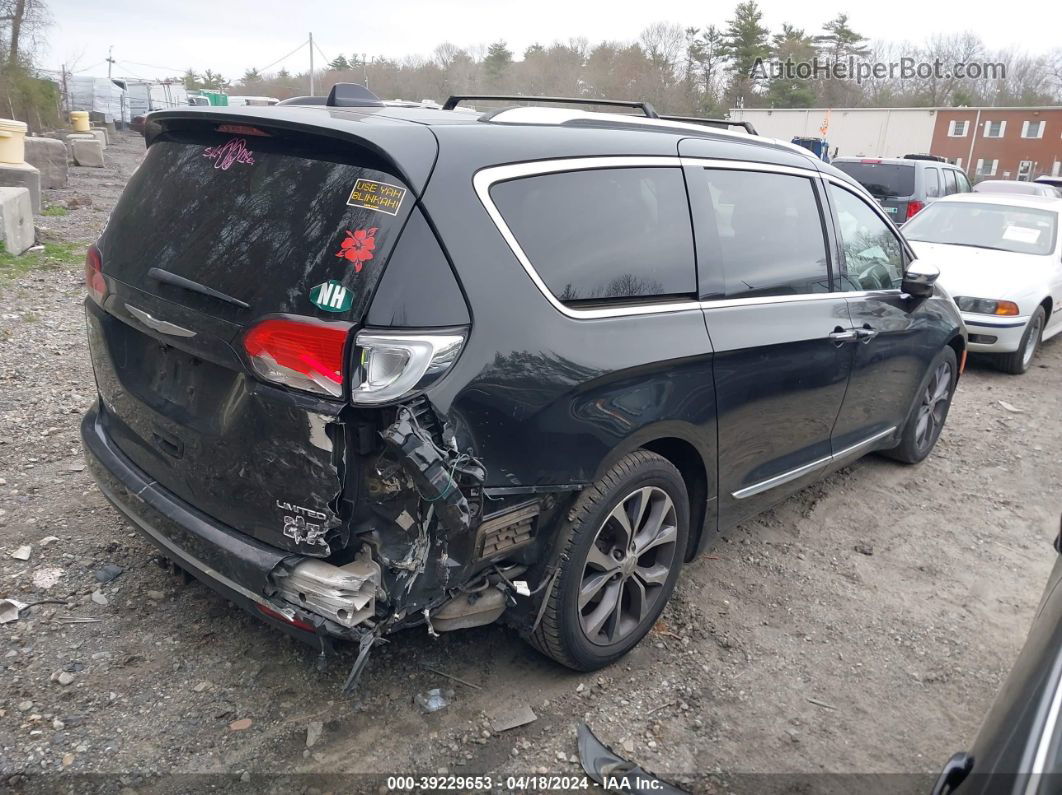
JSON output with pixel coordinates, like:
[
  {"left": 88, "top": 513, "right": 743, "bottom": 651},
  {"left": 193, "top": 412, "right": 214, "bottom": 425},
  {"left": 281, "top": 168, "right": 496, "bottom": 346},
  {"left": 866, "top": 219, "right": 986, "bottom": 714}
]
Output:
[{"left": 147, "top": 268, "right": 250, "bottom": 309}]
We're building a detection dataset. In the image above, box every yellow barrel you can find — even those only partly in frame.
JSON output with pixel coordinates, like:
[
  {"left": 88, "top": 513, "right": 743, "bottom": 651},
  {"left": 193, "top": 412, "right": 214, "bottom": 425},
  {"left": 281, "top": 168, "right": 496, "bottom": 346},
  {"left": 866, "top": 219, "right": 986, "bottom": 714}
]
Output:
[
  {"left": 70, "top": 110, "right": 90, "bottom": 132},
  {"left": 0, "top": 118, "right": 27, "bottom": 164}
]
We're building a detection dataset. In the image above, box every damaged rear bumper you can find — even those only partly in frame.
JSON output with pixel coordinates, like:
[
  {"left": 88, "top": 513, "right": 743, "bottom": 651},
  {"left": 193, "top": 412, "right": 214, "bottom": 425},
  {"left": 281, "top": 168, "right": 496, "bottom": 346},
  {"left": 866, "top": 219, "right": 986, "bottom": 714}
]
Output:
[{"left": 80, "top": 404, "right": 373, "bottom": 642}]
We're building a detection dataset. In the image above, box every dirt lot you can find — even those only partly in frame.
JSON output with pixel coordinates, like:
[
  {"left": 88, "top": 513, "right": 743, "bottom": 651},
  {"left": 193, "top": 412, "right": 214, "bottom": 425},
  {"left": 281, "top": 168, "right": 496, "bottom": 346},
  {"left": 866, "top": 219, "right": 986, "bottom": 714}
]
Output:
[{"left": 0, "top": 132, "right": 1059, "bottom": 793}]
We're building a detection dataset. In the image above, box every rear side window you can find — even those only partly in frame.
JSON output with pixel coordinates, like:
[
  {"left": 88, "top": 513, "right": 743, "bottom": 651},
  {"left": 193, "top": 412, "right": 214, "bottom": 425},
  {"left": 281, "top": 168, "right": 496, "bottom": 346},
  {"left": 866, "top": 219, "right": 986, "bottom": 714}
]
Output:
[
  {"left": 833, "top": 162, "right": 916, "bottom": 198},
  {"left": 925, "top": 168, "right": 941, "bottom": 198},
  {"left": 490, "top": 167, "right": 695, "bottom": 304},
  {"left": 943, "top": 169, "right": 958, "bottom": 195},
  {"left": 692, "top": 169, "right": 830, "bottom": 298},
  {"left": 956, "top": 171, "right": 972, "bottom": 192}
]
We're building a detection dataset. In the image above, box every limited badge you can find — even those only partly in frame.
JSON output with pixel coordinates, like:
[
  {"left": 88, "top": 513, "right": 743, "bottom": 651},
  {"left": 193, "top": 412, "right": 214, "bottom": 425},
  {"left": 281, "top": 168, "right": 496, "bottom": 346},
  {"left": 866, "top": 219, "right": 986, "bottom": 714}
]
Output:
[
  {"left": 346, "top": 178, "right": 406, "bottom": 216},
  {"left": 309, "top": 280, "right": 353, "bottom": 313}
]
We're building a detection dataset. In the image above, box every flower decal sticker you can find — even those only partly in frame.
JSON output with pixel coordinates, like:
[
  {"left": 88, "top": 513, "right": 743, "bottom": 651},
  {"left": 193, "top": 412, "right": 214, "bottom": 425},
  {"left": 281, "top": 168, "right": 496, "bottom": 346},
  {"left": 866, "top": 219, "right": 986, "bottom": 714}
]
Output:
[{"left": 335, "top": 228, "right": 377, "bottom": 272}]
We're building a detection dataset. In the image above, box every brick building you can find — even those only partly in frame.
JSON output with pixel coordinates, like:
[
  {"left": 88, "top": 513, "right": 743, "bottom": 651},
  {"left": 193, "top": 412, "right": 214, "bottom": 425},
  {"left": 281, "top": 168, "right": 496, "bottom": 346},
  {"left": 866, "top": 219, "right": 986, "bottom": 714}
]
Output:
[
  {"left": 930, "top": 107, "right": 1062, "bottom": 181},
  {"left": 730, "top": 105, "right": 1062, "bottom": 182}
]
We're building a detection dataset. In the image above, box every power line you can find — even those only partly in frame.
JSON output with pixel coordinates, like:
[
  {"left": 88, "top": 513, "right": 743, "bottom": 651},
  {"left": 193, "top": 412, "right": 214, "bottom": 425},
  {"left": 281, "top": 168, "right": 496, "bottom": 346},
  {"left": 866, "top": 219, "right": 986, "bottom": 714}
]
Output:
[
  {"left": 115, "top": 63, "right": 150, "bottom": 80},
  {"left": 118, "top": 59, "right": 188, "bottom": 74},
  {"left": 72, "top": 60, "right": 105, "bottom": 74},
  {"left": 313, "top": 40, "right": 330, "bottom": 67},
  {"left": 258, "top": 39, "right": 309, "bottom": 73}
]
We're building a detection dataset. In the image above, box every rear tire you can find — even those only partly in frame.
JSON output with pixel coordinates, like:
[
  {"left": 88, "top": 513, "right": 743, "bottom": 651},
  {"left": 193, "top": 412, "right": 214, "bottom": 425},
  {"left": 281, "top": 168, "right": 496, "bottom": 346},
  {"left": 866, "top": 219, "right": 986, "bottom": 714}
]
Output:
[
  {"left": 882, "top": 346, "right": 957, "bottom": 465},
  {"left": 996, "top": 306, "right": 1044, "bottom": 375},
  {"left": 527, "top": 451, "right": 689, "bottom": 671}
]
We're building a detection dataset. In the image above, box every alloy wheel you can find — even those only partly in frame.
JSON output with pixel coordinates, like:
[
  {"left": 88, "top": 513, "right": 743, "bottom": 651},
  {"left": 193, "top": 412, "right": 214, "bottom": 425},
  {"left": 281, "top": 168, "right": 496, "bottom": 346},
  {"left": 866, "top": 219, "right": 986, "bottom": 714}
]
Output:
[
  {"left": 914, "top": 361, "right": 953, "bottom": 451},
  {"left": 1022, "top": 314, "right": 1043, "bottom": 368},
  {"left": 578, "top": 486, "right": 679, "bottom": 646}
]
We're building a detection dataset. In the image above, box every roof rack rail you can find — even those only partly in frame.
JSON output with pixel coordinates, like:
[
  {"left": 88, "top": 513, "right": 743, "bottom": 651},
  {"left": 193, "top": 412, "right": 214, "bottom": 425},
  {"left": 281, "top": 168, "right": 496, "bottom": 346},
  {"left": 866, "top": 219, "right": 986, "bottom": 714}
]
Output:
[
  {"left": 443, "top": 94, "right": 659, "bottom": 119},
  {"left": 658, "top": 114, "right": 757, "bottom": 135}
]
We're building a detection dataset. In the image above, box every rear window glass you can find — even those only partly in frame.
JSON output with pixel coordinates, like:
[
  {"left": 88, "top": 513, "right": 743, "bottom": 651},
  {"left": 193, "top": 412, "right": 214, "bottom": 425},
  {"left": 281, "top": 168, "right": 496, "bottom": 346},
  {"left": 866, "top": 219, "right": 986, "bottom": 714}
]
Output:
[
  {"left": 490, "top": 167, "right": 695, "bottom": 304},
  {"left": 100, "top": 130, "right": 412, "bottom": 321},
  {"left": 833, "top": 162, "right": 916, "bottom": 198}
]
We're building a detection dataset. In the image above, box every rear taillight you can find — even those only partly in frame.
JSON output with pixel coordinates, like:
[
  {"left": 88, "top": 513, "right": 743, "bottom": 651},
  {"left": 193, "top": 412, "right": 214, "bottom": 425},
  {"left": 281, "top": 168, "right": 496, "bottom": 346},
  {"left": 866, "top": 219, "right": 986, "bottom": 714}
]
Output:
[
  {"left": 85, "top": 245, "right": 106, "bottom": 304},
  {"left": 905, "top": 200, "right": 925, "bottom": 220},
  {"left": 256, "top": 603, "right": 315, "bottom": 633},
  {"left": 351, "top": 331, "right": 465, "bottom": 405},
  {"left": 243, "top": 318, "right": 351, "bottom": 398}
]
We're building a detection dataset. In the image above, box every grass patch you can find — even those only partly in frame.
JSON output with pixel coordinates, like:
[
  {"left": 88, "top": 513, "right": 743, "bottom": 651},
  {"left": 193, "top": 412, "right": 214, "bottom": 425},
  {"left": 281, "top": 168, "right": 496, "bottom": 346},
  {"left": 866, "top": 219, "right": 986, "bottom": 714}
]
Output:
[
  {"left": 0, "top": 240, "right": 86, "bottom": 282},
  {"left": 41, "top": 204, "right": 68, "bottom": 217}
]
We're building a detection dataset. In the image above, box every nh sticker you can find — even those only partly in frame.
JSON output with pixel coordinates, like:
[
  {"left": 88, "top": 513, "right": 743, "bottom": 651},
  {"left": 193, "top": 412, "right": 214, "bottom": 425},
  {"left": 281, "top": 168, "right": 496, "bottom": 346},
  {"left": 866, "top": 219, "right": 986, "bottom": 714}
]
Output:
[{"left": 309, "top": 280, "right": 353, "bottom": 313}]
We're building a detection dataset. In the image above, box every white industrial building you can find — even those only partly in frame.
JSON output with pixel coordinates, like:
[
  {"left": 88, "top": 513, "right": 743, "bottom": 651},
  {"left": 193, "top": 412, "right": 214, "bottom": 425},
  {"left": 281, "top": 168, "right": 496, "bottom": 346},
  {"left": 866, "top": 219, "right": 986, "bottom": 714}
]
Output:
[{"left": 729, "top": 107, "right": 939, "bottom": 159}]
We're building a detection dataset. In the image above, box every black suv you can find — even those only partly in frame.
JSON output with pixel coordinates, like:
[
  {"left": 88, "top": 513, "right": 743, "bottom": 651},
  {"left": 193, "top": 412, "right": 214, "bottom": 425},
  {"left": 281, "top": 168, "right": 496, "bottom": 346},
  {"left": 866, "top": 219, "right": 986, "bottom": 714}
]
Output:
[{"left": 81, "top": 89, "right": 965, "bottom": 678}]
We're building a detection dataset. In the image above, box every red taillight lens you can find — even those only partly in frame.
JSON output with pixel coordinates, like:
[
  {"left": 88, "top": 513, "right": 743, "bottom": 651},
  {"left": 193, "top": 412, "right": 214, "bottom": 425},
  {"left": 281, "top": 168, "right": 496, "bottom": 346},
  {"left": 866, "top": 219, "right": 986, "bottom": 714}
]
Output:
[
  {"left": 906, "top": 200, "right": 925, "bottom": 220},
  {"left": 85, "top": 245, "right": 106, "bottom": 304},
  {"left": 256, "top": 603, "right": 315, "bottom": 632},
  {"left": 243, "top": 317, "right": 351, "bottom": 398}
]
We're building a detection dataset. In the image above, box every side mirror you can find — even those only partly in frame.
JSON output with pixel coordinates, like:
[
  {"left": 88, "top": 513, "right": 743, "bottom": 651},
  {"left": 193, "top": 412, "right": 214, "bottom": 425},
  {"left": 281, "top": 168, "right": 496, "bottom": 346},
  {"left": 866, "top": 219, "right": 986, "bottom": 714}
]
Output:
[{"left": 902, "top": 260, "right": 939, "bottom": 298}]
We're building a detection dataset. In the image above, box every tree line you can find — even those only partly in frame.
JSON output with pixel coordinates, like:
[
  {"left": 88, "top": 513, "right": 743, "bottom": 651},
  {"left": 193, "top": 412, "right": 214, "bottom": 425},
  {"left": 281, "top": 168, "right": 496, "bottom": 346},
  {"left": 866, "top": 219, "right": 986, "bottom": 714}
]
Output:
[
  {"left": 184, "top": 3, "right": 1062, "bottom": 114},
  {"left": 0, "top": 0, "right": 60, "bottom": 129}
]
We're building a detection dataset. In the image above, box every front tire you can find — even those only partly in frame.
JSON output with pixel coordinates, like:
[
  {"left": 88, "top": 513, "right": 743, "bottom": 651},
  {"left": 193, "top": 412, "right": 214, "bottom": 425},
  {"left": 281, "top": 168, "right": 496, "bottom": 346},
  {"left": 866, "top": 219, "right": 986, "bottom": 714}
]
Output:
[
  {"left": 996, "top": 305, "right": 1044, "bottom": 375},
  {"left": 882, "top": 346, "right": 957, "bottom": 465},
  {"left": 527, "top": 451, "right": 689, "bottom": 671}
]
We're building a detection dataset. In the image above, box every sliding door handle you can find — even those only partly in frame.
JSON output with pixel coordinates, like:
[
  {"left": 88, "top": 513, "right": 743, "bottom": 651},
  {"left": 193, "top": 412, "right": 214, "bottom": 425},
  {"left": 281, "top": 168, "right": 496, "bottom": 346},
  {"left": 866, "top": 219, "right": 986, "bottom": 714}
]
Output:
[{"left": 828, "top": 328, "right": 859, "bottom": 343}]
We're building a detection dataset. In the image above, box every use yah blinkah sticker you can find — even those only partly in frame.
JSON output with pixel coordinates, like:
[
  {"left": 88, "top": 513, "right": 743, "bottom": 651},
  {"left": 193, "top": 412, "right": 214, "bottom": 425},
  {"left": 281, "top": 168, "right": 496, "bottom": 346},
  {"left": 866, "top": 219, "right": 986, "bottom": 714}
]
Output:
[
  {"left": 335, "top": 228, "right": 377, "bottom": 272},
  {"left": 346, "top": 179, "right": 406, "bottom": 216},
  {"left": 202, "top": 137, "right": 255, "bottom": 170},
  {"left": 309, "top": 280, "right": 353, "bottom": 313}
]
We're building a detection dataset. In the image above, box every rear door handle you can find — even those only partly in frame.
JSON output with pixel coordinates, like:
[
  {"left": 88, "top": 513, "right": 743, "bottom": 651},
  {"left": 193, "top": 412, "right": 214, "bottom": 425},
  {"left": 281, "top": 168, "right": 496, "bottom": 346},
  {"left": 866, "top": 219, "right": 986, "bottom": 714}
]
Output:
[{"left": 829, "top": 328, "right": 859, "bottom": 343}]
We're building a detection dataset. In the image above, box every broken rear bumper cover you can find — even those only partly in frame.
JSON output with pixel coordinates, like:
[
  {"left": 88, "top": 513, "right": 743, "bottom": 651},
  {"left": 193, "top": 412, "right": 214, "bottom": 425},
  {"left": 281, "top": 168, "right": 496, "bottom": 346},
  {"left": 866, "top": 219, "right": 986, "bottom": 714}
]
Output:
[{"left": 80, "top": 404, "right": 378, "bottom": 640}]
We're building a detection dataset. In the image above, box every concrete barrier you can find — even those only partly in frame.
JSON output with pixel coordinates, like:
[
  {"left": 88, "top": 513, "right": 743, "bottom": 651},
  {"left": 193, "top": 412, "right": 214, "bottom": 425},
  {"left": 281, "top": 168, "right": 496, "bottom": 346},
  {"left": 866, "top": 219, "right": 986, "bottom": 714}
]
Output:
[
  {"left": 0, "top": 187, "right": 35, "bottom": 254},
  {"left": 71, "top": 138, "right": 105, "bottom": 168},
  {"left": 23, "top": 137, "right": 68, "bottom": 189},
  {"left": 88, "top": 128, "right": 107, "bottom": 149},
  {"left": 0, "top": 161, "right": 41, "bottom": 214}
]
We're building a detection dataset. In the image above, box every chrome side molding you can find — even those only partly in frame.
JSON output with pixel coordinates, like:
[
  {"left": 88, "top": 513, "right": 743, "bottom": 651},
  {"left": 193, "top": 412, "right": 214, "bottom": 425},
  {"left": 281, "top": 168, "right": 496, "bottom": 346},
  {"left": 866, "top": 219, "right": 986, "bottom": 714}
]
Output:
[{"left": 733, "top": 426, "right": 897, "bottom": 499}]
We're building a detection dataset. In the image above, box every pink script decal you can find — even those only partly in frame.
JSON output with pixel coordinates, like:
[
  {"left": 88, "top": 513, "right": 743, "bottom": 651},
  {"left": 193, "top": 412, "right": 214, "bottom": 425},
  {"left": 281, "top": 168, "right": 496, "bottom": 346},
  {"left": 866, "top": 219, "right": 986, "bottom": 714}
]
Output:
[{"left": 202, "top": 138, "right": 256, "bottom": 170}]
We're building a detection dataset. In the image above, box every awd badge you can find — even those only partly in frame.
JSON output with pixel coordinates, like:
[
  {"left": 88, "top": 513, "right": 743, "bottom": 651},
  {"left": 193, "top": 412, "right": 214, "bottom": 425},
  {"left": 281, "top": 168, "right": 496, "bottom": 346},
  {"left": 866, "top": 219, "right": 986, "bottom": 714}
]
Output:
[{"left": 309, "top": 280, "right": 353, "bottom": 313}]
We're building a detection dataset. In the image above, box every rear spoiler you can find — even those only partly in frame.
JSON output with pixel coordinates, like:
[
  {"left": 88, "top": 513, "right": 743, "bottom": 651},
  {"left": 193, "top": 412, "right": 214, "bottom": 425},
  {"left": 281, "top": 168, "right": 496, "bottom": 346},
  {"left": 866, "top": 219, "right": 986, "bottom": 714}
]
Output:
[{"left": 143, "top": 106, "right": 438, "bottom": 196}]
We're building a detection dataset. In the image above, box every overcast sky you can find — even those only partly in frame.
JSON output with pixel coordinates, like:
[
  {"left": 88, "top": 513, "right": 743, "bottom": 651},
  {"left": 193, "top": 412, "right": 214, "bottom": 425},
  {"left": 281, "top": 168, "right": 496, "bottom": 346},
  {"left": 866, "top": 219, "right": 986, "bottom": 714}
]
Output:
[{"left": 42, "top": 0, "right": 1059, "bottom": 82}]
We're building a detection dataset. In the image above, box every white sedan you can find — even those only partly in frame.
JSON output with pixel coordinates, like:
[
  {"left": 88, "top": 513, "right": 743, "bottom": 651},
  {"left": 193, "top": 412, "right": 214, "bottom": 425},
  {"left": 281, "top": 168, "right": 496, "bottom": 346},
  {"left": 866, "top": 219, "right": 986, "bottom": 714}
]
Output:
[{"left": 902, "top": 193, "right": 1062, "bottom": 374}]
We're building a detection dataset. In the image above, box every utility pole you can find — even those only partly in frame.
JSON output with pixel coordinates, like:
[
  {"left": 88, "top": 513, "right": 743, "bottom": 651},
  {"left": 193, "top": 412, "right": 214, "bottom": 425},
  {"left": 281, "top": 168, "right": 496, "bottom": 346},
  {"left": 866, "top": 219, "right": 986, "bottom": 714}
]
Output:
[
  {"left": 106, "top": 45, "right": 115, "bottom": 79},
  {"left": 362, "top": 53, "right": 368, "bottom": 89},
  {"left": 60, "top": 63, "right": 69, "bottom": 113},
  {"left": 308, "top": 33, "right": 314, "bottom": 95}
]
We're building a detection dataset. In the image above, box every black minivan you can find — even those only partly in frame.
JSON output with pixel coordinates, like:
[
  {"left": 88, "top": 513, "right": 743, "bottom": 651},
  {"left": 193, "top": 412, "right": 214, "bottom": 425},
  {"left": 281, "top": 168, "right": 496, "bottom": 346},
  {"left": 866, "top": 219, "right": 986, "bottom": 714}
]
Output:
[{"left": 82, "top": 90, "right": 966, "bottom": 677}]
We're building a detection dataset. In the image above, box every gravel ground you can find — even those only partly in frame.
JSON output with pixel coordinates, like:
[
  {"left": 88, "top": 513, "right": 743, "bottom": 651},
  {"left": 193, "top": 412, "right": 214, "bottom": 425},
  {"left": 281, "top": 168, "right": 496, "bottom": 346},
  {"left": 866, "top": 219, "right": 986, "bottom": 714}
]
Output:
[{"left": 0, "top": 132, "right": 1059, "bottom": 793}]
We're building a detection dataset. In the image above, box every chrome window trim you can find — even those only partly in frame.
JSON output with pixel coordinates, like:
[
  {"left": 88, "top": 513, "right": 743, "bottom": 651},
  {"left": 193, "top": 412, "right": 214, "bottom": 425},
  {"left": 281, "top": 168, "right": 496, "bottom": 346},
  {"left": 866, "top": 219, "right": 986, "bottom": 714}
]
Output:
[
  {"left": 732, "top": 426, "right": 896, "bottom": 499},
  {"left": 1026, "top": 658, "right": 1062, "bottom": 792},
  {"left": 474, "top": 156, "right": 895, "bottom": 320}
]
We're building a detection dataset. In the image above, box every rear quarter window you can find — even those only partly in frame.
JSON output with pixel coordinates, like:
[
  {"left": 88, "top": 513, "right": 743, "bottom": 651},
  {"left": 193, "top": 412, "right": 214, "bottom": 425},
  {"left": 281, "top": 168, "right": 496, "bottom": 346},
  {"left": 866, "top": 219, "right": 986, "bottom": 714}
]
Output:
[{"left": 489, "top": 167, "right": 695, "bottom": 305}]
